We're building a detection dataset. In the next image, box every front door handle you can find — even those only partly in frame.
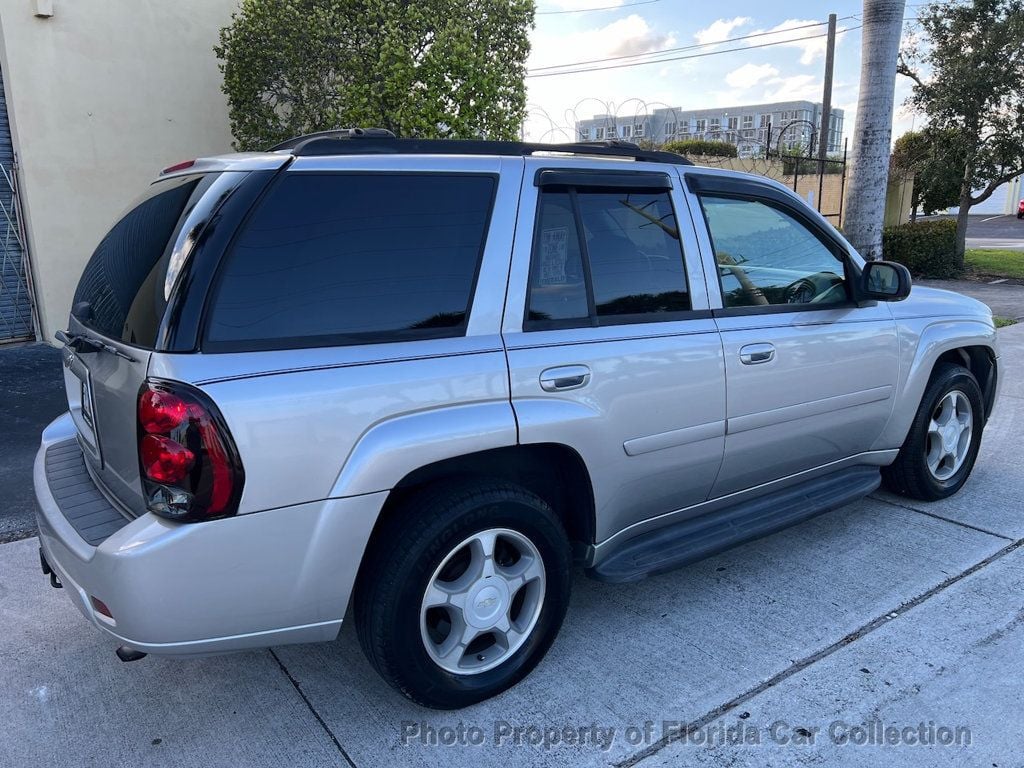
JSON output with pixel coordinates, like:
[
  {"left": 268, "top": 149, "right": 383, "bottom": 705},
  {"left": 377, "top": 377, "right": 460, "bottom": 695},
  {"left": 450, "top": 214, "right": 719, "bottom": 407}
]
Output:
[
  {"left": 540, "top": 365, "right": 591, "bottom": 392},
  {"left": 739, "top": 343, "right": 775, "bottom": 365}
]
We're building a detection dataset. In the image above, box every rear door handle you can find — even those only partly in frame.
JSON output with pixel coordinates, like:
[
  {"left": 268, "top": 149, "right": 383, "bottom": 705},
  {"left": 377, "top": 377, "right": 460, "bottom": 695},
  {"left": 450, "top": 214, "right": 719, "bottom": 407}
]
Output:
[
  {"left": 739, "top": 343, "right": 775, "bottom": 365},
  {"left": 540, "top": 365, "right": 591, "bottom": 392}
]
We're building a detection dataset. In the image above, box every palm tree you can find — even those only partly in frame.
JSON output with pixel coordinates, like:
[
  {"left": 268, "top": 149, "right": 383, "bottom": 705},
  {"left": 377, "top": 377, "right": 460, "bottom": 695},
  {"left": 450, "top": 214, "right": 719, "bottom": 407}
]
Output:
[{"left": 844, "top": 0, "right": 907, "bottom": 260}]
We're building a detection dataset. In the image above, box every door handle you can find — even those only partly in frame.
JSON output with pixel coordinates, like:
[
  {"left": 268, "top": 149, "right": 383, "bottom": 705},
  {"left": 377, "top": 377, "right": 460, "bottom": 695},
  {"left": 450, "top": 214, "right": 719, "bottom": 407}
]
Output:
[
  {"left": 739, "top": 343, "right": 775, "bottom": 365},
  {"left": 540, "top": 365, "right": 591, "bottom": 392}
]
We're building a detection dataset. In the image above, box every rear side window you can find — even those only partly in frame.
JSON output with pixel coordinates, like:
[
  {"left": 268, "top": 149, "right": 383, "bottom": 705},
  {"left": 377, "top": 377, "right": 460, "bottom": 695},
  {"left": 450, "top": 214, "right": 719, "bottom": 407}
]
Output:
[
  {"left": 72, "top": 175, "right": 202, "bottom": 346},
  {"left": 526, "top": 186, "right": 691, "bottom": 328},
  {"left": 204, "top": 173, "right": 495, "bottom": 351}
]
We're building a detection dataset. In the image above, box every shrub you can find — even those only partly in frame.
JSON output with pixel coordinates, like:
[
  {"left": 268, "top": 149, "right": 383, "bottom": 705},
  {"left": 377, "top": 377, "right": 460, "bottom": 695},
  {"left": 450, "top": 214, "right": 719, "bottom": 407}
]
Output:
[
  {"left": 662, "top": 139, "right": 738, "bottom": 158},
  {"left": 881, "top": 219, "right": 960, "bottom": 278},
  {"left": 781, "top": 152, "right": 844, "bottom": 175}
]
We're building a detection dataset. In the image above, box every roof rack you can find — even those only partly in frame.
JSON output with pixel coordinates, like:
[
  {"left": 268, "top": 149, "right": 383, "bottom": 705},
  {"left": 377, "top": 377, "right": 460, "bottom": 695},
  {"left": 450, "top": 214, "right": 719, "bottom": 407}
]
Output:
[{"left": 268, "top": 128, "right": 692, "bottom": 165}]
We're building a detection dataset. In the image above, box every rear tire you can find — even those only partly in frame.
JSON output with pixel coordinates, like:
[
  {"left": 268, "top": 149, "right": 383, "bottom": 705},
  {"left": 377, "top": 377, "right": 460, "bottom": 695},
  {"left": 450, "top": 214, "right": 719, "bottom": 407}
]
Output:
[
  {"left": 882, "top": 363, "right": 984, "bottom": 501},
  {"left": 354, "top": 481, "right": 572, "bottom": 709}
]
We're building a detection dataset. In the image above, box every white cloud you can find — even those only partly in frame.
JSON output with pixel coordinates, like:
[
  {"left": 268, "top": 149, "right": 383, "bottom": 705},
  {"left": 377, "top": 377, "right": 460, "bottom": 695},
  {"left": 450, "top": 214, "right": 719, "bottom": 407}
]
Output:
[
  {"left": 762, "top": 74, "right": 822, "bottom": 102},
  {"left": 694, "top": 16, "right": 752, "bottom": 46},
  {"left": 747, "top": 19, "right": 838, "bottom": 65},
  {"left": 528, "top": 14, "right": 675, "bottom": 68},
  {"left": 524, "top": 13, "right": 680, "bottom": 141},
  {"left": 725, "top": 63, "right": 780, "bottom": 89}
]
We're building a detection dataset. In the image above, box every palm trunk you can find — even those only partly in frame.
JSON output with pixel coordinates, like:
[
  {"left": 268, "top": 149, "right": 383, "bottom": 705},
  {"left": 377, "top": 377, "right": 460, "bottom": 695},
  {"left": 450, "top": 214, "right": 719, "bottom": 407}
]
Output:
[{"left": 843, "top": 0, "right": 906, "bottom": 260}]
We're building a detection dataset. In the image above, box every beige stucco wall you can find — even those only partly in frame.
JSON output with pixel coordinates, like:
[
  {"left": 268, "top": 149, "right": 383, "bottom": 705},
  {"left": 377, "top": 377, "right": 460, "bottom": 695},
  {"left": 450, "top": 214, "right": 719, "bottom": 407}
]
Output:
[{"left": 0, "top": 0, "right": 239, "bottom": 342}]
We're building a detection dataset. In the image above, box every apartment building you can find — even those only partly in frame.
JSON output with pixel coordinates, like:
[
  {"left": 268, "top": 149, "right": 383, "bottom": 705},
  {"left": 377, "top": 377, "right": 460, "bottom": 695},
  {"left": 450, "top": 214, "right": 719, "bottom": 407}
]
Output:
[{"left": 576, "top": 100, "right": 845, "bottom": 158}]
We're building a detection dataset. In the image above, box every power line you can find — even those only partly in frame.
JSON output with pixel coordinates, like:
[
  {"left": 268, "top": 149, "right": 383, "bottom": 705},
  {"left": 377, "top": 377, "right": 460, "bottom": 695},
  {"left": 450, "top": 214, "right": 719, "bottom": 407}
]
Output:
[
  {"left": 536, "top": 0, "right": 660, "bottom": 15},
  {"left": 529, "top": 17, "right": 857, "bottom": 73},
  {"left": 527, "top": 24, "right": 863, "bottom": 78}
]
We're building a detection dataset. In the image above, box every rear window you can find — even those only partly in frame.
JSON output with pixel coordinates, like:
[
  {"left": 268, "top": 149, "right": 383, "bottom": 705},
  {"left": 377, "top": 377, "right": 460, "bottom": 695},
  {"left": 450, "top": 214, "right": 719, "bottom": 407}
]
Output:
[
  {"left": 204, "top": 173, "right": 495, "bottom": 351},
  {"left": 72, "top": 175, "right": 202, "bottom": 346}
]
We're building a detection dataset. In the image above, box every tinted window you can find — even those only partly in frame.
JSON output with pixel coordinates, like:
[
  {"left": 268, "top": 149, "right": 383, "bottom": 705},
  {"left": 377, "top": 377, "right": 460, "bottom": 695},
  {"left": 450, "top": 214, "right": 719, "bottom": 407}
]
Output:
[
  {"left": 527, "top": 187, "right": 690, "bottom": 327},
  {"left": 205, "top": 174, "right": 495, "bottom": 350},
  {"left": 698, "top": 195, "right": 848, "bottom": 308},
  {"left": 72, "top": 175, "right": 201, "bottom": 346},
  {"left": 527, "top": 192, "right": 589, "bottom": 323},
  {"left": 579, "top": 190, "right": 689, "bottom": 317}
]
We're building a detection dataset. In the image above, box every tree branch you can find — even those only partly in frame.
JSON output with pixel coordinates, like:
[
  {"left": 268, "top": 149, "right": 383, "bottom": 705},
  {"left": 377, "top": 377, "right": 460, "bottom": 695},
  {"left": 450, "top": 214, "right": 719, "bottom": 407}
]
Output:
[
  {"left": 896, "top": 53, "right": 923, "bottom": 86},
  {"left": 969, "top": 168, "right": 1024, "bottom": 206}
]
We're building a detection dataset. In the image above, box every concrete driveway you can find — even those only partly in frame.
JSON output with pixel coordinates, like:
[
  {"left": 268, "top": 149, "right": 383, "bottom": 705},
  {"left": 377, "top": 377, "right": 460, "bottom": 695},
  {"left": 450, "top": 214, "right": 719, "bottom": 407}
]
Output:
[{"left": 2, "top": 326, "right": 1023, "bottom": 767}]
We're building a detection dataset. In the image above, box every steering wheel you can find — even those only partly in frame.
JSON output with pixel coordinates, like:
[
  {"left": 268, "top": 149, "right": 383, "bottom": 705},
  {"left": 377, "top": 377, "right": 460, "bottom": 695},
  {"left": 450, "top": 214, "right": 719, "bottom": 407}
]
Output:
[
  {"left": 783, "top": 272, "right": 846, "bottom": 305},
  {"left": 784, "top": 278, "right": 819, "bottom": 304}
]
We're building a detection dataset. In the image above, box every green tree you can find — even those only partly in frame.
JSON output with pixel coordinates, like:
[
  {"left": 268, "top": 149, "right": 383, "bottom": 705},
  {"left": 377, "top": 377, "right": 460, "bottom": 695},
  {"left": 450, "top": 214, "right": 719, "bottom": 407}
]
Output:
[
  {"left": 215, "top": 0, "right": 535, "bottom": 150},
  {"left": 890, "top": 128, "right": 963, "bottom": 219},
  {"left": 898, "top": 0, "right": 1024, "bottom": 264}
]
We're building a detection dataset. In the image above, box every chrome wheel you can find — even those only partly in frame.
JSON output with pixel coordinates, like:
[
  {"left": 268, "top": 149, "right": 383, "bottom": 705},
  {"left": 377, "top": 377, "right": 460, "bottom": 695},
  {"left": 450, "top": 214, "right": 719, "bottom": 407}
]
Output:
[
  {"left": 420, "top": 528, "right": 546, "bottom": 675},
  {"left": 926, "top": 389, "right": 973, "bottom": 481}
]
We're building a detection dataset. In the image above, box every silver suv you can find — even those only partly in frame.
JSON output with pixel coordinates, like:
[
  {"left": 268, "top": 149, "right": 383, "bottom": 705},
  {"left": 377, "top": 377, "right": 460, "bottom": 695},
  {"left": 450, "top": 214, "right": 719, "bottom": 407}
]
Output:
[{"left": 34, "top": 132, "right": 1000, "bottom": 709}]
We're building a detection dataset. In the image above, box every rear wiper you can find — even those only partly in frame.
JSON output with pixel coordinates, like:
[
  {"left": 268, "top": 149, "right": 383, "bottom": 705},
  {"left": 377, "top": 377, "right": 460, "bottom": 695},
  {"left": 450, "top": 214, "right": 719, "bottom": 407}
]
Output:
[{"left": 55, "top": 330, "right": 137, "bottom": 363}]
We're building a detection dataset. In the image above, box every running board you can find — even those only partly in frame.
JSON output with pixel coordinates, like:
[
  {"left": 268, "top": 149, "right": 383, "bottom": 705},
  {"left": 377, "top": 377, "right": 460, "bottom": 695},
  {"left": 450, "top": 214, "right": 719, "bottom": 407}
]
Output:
[{"left": 588, "top": 466, "right": 881, "bottom": 583}]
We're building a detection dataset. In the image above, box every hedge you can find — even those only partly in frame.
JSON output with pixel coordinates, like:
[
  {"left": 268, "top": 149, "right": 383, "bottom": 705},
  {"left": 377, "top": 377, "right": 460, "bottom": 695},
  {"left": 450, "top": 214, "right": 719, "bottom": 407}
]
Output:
[
  {"left": 881, "top": 219, "right": 960, "bottom": 278},
  {"left": 662, "top": 139, "right": 738, "bottom": 158}
]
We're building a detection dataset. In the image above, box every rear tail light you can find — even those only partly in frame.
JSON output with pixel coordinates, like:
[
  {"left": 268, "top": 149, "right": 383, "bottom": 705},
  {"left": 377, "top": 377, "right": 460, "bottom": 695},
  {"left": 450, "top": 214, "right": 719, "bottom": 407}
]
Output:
[{"left": 137, "top": 380, "right": 244, "bottom": 522}]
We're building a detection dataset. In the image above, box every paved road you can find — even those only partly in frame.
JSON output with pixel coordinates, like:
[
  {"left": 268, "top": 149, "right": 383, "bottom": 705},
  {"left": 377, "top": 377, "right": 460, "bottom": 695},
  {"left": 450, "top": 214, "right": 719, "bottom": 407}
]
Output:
[
  {"left": 919, "top": 213, "right": 1024, "bottom": 251},
  {"left": 966, "top": 213, "right": 1024, "bottom": 250},
  {"left": 0, "top": 343, "right": 66, "bottom": 542},
  {"left": 1, "top": 325, "right": 1022, "bottom": 767}
]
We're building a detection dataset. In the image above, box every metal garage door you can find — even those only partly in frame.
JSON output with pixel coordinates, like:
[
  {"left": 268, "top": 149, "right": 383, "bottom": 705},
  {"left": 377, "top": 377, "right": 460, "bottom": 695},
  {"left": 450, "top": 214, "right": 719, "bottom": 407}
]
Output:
[{"left": 0, "top": 63, "right": 34, "bottom": 342}]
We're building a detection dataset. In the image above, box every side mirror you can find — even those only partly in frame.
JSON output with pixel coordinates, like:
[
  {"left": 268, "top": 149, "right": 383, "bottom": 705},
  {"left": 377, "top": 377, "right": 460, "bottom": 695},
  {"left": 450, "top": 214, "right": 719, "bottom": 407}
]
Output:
[{"left": 860, "top": 260, "right": 911, "bottom": 302}]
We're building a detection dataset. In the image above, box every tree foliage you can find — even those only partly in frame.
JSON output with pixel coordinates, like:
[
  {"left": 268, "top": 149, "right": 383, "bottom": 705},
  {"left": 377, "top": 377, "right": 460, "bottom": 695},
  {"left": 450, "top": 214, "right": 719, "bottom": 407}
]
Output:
[
  {"left": 890, "top": 128, "right": 963, "bottom": 215},
  {"left": 215, "top": 0, "right": 535, "bottom": 150},
  {"left": 898, "top": 0, "right": 1024, "bottom": 259}
]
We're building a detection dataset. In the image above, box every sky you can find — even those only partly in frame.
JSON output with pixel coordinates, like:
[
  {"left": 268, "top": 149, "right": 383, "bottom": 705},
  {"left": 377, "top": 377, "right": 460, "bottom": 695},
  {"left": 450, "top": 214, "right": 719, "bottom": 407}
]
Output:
[{"left": 523, "top": 0, "right": 922, "bottom": 146}]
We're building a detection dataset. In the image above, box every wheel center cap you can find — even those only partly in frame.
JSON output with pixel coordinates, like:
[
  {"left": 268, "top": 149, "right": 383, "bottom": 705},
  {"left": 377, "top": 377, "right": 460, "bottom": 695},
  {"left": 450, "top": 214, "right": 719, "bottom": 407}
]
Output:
[
  {"left": 466, "top": 580, "right": 508, "bottom": 629},
  {"left": 942, "top": 424, "right": 959, "bottom": 451}
]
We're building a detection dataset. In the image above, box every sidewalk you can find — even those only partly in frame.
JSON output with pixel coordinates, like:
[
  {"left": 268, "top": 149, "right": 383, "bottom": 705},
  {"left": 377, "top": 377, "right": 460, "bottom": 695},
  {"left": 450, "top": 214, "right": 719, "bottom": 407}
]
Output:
[{"left": 1, "top": 326, "right": 1021, "bottom": 767}]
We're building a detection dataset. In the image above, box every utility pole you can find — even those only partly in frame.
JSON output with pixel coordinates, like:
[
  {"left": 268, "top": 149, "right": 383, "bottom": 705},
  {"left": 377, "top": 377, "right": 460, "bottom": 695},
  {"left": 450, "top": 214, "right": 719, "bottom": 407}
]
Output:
[
  {"left": 817, "top": 13, "right": 838, "bottom": 211},
  {"left": 818, "top": 14, "right": 837, "bottom": 163}
]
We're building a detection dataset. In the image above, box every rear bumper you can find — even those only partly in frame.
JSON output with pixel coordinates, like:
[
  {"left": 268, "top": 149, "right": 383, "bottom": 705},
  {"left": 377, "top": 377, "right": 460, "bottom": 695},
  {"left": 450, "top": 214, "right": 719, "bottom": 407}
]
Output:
[{"left": 34, "top": 412, "right": 387, "bottom": 656}]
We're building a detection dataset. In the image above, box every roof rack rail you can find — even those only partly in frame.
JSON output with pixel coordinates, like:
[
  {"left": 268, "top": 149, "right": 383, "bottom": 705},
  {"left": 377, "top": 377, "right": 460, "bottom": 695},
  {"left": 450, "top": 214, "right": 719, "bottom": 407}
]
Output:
[
  {"left": 269, "top": 128, "right": 398, "bottom": 152},
  {"left": 268, "top": 128, "right": 691, "bottom": 165}
]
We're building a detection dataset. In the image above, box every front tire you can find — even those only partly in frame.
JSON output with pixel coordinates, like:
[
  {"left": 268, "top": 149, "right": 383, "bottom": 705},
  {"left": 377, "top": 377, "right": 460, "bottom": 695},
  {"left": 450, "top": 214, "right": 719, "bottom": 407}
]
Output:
[
  {"left": 882, "top": 363, "right": 984, "bottom": 500},
  {"left": 354, "top": 481, "right": 571, "bottom": 709}
]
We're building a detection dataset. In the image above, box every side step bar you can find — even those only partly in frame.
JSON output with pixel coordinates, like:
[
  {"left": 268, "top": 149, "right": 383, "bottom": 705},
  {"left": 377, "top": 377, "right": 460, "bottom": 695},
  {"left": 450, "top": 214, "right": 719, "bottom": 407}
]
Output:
[{"left": 588, "top": 466, "right": 881, "bottom": 583}]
